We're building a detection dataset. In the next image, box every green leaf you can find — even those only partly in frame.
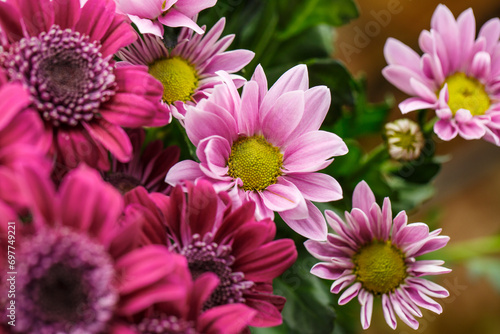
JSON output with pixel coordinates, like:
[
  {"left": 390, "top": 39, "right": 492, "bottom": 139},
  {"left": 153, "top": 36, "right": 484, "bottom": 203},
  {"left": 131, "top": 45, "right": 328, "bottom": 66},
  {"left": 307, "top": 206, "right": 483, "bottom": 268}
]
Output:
[{"left": 277, "top": 0, "right": 359, "bottom": 40}]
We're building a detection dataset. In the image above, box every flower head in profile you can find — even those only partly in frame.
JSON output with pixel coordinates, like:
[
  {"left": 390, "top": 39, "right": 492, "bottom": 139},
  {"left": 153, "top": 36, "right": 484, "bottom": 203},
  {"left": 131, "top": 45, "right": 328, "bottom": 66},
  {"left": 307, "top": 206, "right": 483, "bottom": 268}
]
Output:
[
  {"left": 102, "top": 129, "right": 180, "bottom": 195},
  {"left": 117, "top": 18, "right": 254, "bottom": 120},
  {"left": 385, "top": 119, "right": 425, "bottom": 161},
  {"left": 306, "top": 181, "right": 451, "bottom": 330},
  {"left": 124, "top": 181, "right": 297, "bottom": 328},
  {"left": 115, "top": 0, "right": 217, "bottom": 37},
  {"left": 166, "top": 65, "right": 348, "bottom": 240},
  {"left": 0, "top": 0, "right": 169, "bottom": 171},
  {"left": 0, "top": 165, "right": 182, "bottom": 333},
  {"left": 383, "top": 4, "right": 500, "bottom": 144}
]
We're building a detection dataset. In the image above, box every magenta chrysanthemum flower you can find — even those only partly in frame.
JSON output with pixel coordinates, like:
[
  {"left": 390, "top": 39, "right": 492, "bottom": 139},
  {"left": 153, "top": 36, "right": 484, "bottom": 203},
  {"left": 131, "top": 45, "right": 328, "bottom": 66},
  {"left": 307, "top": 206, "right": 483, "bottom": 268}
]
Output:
[
  {"left": 0, "top": 70, "right": 49, "bottom": 218},
  {"left": 0, "top": 165, "right": 185, "bottom": 333},
  {"left": 0, "top": 0, "right": 170, "bottom": 171},
  {"left": 383, "top": 4, "right": 500, "bottom": 144},
  {"left": 124, "top": 181, "right": 297, "bottom": 328},
  {"left": 166, "top": 65, "right": 348, "bottom": 240},
  {"left": 117, "top": 18, "right": 254, "bottom": 120},
  {"left": 102, "top": 129, "right": 180, "bottom": 195},
  {"left": 119, "top": 270, "right": 257, "bottom": 334},
  {"left": 305, "top": 181, "right": 451, "bottom": 330},
  {"left": 115, "top": 0, "right": 217, "bottom": 37}
]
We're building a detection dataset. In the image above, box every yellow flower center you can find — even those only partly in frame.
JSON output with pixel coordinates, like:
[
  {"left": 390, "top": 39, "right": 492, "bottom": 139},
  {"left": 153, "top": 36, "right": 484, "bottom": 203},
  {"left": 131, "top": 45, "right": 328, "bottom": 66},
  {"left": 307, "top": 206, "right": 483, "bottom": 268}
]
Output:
[
  {"left": 442, "top": 72, "right": 490, "bottom": 116},
  {"left": 148, "top": 57, "right": 198, "bottom": 105},
  {"left": 227, "top": 136, "right": 283, "bottom": 191},
  {"left": 353, "top": 241, "right": 407, "bottom": 295}
]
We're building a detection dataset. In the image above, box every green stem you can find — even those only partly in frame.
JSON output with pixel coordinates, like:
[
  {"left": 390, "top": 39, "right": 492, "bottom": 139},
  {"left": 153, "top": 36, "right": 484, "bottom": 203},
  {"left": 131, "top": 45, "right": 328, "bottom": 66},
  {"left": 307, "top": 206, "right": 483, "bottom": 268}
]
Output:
[{"left": 422, "top": 234, "right": 500, "bottom": 262}]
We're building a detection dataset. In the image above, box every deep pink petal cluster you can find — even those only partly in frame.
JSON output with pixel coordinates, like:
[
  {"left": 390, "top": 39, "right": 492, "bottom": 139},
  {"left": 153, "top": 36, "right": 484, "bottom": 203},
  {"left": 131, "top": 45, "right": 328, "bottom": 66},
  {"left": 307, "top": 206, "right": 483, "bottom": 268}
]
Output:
[
  {"left": 123, "top": 181, "right": 297, "bottom": 328},
  {"left": 115, "top": 0, "right": 217, "bottom": 37},
  {"left": 166, "top": 65, "right": 348, "bottom": 240},
  {"left": 117, "top": 18, "right": 254, "bottom": 120},
  {"left": 0, "top": 0, "right": 169, "bottom": 171},
  {"left": 383, "top": 4, "right": 500, "bottom": 144},
  {"left": 306, "top": 181, "right": 451, "bottom": 330}
]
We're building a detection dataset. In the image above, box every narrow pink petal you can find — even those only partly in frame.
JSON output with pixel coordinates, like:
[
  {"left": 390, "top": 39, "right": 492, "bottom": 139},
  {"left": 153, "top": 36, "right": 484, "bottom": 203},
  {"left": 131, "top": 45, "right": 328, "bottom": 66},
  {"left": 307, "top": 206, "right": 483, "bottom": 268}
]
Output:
[
  {"left": 158, "top": 9, "right": 204, "bottom": 34},
  {"left": 165, "top": 160, "right": 204, "bottom": 186},
  {"left": 293, "top": 86, "right": 331, "bottom": 137},
  {"left": 83, "top": 119, "right": 132, "bottom": 162},
  {"left": 394, "top": 222, "right": 430, "bottom": 246},
  {"left": 175, "top": 0, "right": 217, "bottom": 18},
  {"left": 233, "top": 239, "right": 297, "bottom": 282},
  {"left": 129, "top": 15, "right": 163, "bottom": 37},
  {"left": 251, "top": 64, "right": 268, "bottom": 106},
  {"left": 53, "top": 0, "right": 81, "bottom": 30},
  {"left": 359, "top": 290, "right": 374, "bottom": 329},
  {"left": 404, "top": 287, "right": 443, "bottom": 314},
  {"left": 260, "top": 64, "right": 309, "bottom": 117},
  {"left": 238, "top": 80, "right": 259, "bottom": 135},
  {"left": 260, "top": 179, "right": 303, "bottom": 212},
  {"left": 380, "top": 197, "right": 392, "bottom": 241},
  {"left": 398, "top": 97, "right": 437, "bottom": 114},
  {"left": 434, "top": 119, "right": 458, "bottom": 141},
  {"left": 382, "top": 294, "right": 397, "bottom": 329},
  {"left": 284, "top": 131, "right": 347, "bottom": 172},
  {"left": 390, "top": 293, "right": 419, "bottom": 329},
  {"left": 407, "top": 278, "right": 450, "bottom": 298},
  {"left": 352, "top": 181, "right": 376, "bottom": 216},
  {"left": 431, "top": 4, "right": 460, "bottom": 72},
  {"left": 283, "top": 173, "right": 342, "bottom": 202},
  {"left": 338, "top": 282, "right": 362, "bottom": 305},
  {"left": 185, "top": 180, "right": 218, "bottom": 237},
  {"left": 330, "top": 274, "right": 356, "bottom": 294},
  {"left": 100, "top": 15, "right": 137, "bottom": 58},
  {"left": 75, "top": 0, "right": 115, "bottom": 43},
  {"left": 382, "top": 66, "right": 430, "bottom": 96},
  {"left": 469, "top": 51, "right": 491, "bottom": 79},
  {"left": 304, "top": 239, "right": 343, "bottom": 261},
  {"left": 478, "top": 17, "right": 500, "bottom": 54},
  {"left": 18, "top": 0, "right": 54, "bottom": 36},
  {"left": 203, "top": 50, "right": 255, "bottom": 74},
  {"left": 391, "top": 211, "right": 408, "bottom": 237},
  {"left": 279, "top": 200, "right": 327, "bottom": 240},
  {"left": 411, "top": 235, "right": 450, "bottom": 257},
  {"left": 262, "top": 90, "right": 305, "bottom": 147},
  {"left": 457, "top": 8, "right": 476, "bottom": 65},
  {"left": 310, "top": 262, "right": 345, "bottom": 280},
  {"left": 410, "top": 77, "right": 439, "bottom": 102},
  {"left": 384, "top": 38, "right": 421, "bottom": 72}
]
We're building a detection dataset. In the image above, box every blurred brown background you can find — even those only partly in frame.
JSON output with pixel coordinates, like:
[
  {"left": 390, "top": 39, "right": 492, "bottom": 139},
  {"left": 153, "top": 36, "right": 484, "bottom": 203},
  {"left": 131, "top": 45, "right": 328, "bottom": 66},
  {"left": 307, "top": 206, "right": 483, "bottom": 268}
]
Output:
[{"left": 333, "top": 1, "right": 500, "bottom": 333}]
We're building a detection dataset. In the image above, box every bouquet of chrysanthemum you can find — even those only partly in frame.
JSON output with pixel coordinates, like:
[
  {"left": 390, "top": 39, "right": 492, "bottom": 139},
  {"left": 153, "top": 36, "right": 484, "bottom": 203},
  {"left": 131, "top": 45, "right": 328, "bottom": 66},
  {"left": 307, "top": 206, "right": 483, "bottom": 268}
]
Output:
[{"left": 0, "top": 1, "right": 499, "bottom": 333}]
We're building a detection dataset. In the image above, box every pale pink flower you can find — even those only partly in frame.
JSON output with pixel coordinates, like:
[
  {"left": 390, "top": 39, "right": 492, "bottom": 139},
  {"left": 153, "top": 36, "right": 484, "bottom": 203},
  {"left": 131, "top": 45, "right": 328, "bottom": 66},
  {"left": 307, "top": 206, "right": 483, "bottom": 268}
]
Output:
[
  {"left": 115, "top": 0, "right": 217, "bottom": 38},
  {"left": 166, "top": 65, "right": 348, "bottom": 240},
  {"left": 117, "top": 18, "right": 254, "bottom": 120},
  {"left": 306, "top": 181, "right": 451, "bottom": 330},
  {"left": 383, "top": 5, "right": 500, "bottom": 144}
]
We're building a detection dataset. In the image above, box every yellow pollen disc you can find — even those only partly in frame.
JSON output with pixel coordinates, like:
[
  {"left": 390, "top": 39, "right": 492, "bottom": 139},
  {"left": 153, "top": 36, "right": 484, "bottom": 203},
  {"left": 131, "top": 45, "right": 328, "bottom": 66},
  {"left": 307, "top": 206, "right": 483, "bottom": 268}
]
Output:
[
  {"left": 148, "top": 57, "right": 198, "bottom": 105},
  {"left": 353, "top": 241, "right": 407, "bottom": 295},
  {"left": 227, "top": 136, "right": 283, "bottom": 191},
  {"left": 441, "top": 72, "right": 491, "bottom": 116}
]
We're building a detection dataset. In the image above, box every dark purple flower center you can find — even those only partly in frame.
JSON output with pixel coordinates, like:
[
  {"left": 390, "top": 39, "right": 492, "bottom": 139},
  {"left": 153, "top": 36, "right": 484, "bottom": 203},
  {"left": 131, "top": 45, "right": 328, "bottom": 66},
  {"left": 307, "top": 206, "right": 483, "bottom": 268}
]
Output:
[
  {"left": 14, "top": 228, "right": 117, "bottom": 333},
  {"left": 135, "top": 313, "right": 198, "bottom": 334},
  {"left": 103, "top": 172, "right": 142, "bottom": 195},
  {"left": 178, "top": 234, "right": 253, "bottom": 310},
  {"left": 3, "top": 25, "right": 116, "bottom": 127}
]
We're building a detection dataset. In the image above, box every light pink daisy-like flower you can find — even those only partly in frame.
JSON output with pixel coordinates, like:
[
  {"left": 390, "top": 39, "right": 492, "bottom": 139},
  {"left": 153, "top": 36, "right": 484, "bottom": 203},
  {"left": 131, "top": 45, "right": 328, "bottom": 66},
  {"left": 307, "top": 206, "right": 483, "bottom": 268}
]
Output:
[
  {"left": 115, "top": 0, "right": 217, "bottom": 38},
  {"left": 117, "top": 18, "right": 254, "bottom": 120},
  {"left": 383, "top": 4, "right": 500, "bottom": 144},
  {"left": 124, "top": 181, "right": 297, "bottom": 328},
  {"left": 0, "top": 165, "right": 185, "bottom": 333},
  {"left": 166, "top": 65, "right": 348, "bottom": 240},
  {"left": 0, "top": 0, "right": 169, "bottom": 171},
  {"left": 305, "top": 181, "right": 451, "bottom": 330}
]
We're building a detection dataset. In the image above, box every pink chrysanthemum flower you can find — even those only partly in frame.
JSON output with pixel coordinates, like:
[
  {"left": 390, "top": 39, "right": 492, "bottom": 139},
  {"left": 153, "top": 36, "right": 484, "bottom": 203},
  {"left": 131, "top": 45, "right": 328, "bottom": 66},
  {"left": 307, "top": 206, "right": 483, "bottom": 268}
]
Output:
[
  {"left": 383, "top": 5, "right": 500, "bottom": 144},
  {"left": 0, "top": 70, "right": 49, "bottom": 218},
  {"left": 117, "top": 18, "right": 254, "bottom": 120},
  {"left": 100, "top": 129, "right": 180, "bottom": 194},
  {"left": 166, "top": 65, "right": 348, "bottom": 240},
  {"left": 124, "top": 181, "right": 297, "bottom": 328},
  {"left": 305, "top": 181, "right": 451, "bottom": 330},
  {"left": 115, "top": 0, "right": 217, "bottom": 37},
  {"left": 0, "top": 0, "right": 169, "bottom": 171},
  {"left": 0, "top": 165, "right": 184, "bottom": 333}
]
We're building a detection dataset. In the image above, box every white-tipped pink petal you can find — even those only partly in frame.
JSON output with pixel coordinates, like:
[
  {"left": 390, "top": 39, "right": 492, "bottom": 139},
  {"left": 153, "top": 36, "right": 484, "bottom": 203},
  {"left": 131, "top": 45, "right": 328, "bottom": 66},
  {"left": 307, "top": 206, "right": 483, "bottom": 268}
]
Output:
[
  {"left": 469, "top": 51, "right": 491, "bottom": 79},
  {"left": 310, "top": 262, "right": 345, "bottom": 280},
  {"left": 398, "top": 97, "right": 438, "bottom": 114},
  {"left": 434, "top": 119, "right": 458, "bottom": 140},
  {"left": 382, "top": 294, "right": 398, "bottom": 329},
  {"left": 330, "top": 274, "right": 356, "bottom": 294},
  {"left": 280, "top": 200, "right": 327, "bottom": 241},
  {"left": 352, "top": 180, "right": 376, "bottom": 216},
  {"left": 338, "top": 282, "right": 362, "bottom": 305},
  {"left": 359, "top": 290, "right": 374, "bottom": 329}
]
